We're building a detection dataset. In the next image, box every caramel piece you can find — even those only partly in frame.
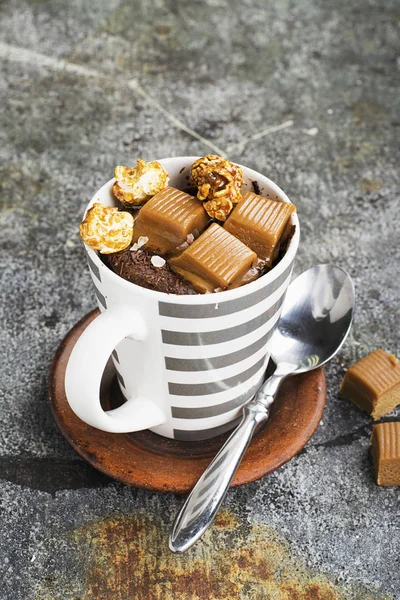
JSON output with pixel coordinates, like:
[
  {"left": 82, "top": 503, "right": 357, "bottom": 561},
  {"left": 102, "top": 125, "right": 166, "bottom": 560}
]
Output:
[
  {"left": 132, "top": 187, "right": 209, "bottom": 256},
  {"left": 168, "top": 223, "right": 257, "bottom": 293},
  {"left": 224, "top": 192, "right": 296, "bottom": 265},
  {"left": 339, "top": 349, "right": 400, "bottom": 420},
  {"left": 371, "top": 422, "right": 400, "bottom": 486}
]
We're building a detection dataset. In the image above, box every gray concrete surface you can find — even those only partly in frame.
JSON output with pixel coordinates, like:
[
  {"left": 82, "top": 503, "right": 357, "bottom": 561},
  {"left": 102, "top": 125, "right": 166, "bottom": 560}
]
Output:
[{"left": 0, "top": 0, "right": 399, "bottom": 598}]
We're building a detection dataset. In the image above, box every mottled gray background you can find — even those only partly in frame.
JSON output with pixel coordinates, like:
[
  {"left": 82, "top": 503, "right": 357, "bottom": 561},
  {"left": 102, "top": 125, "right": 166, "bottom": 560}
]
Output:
[{"left": 0, "top": 0, "right": 399, "bottom": 599}]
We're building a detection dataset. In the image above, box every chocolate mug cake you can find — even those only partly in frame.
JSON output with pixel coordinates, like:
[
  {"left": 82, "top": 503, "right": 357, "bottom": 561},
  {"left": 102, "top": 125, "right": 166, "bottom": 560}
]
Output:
[{"left": 80, "top": 155, "right": 297, "bottom": 295}]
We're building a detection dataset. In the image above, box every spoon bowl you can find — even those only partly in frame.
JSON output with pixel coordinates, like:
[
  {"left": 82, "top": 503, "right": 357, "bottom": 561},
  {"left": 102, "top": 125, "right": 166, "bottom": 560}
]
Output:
[{"left": 272, "top": 264, "right": 355, "bottom": 375}]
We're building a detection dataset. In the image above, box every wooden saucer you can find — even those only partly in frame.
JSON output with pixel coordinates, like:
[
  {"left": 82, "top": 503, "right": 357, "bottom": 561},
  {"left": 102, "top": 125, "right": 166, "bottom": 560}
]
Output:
[{"left": 49, "top": 309, "right": 326, "bottom": 494}]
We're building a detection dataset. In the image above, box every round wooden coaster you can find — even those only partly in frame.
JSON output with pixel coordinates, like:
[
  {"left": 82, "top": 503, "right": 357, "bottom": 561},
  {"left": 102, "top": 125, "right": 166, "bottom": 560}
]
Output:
[{"left": 49, "top": 309, "right": 326, "bottom": 494}]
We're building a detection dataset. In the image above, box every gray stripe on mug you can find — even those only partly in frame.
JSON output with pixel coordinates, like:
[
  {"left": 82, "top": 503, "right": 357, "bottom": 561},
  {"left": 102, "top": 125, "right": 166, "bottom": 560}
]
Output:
[
  {"left": 158, "top": 259, "right": 293, "bottom": 319},
  {"left": 171, "top": 385, "right": 257, "bottom": 419},
  {"left": 168, "top": 355, "right": 265, "bottom": 396},
  {"left": 115, "top": 370, "right": 126, "bottom": 389},
  {"left": 165, "top": 329, "right": 274, "bottom": 372},
  {"left": 173, "top": 417, "right": 241, "bottom": 441},
  {"left": 94, "top": 285, "right": 107, "bottom": 309},
  {"left": 162, "top": 295, "right": 285, "bottom": 347},
  {"left": 87, "top": 253, "right": 101, "bottom": 282},
  {"left": 112, "top": 350, "right": 120, "bottom": 363}
]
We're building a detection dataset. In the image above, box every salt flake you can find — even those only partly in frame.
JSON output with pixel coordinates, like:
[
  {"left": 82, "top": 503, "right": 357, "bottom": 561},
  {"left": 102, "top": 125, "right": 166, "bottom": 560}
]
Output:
[
  {"left": 130, "top": 236, "right": 149, "bottom": 251},
  {"left": 151, "top": 255, "right": 166, "bottom": 268}
]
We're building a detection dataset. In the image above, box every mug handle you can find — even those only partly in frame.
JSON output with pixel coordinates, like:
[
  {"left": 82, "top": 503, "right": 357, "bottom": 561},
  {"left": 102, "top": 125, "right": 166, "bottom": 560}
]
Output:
[{"left": 65, "top": 305, "right": 166, "bottom": 433}]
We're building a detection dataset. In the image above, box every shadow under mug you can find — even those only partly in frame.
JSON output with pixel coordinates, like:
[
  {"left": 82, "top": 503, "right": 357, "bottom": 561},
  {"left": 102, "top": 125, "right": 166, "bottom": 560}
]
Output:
[{"left": 65, "top": 157, "right": 300, "bottom": 441}]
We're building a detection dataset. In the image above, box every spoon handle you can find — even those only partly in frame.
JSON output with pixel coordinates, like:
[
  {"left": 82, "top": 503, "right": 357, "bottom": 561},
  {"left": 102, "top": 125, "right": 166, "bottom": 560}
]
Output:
[{"left": 169, "top": 397, "right": 272, "bottom": 553}]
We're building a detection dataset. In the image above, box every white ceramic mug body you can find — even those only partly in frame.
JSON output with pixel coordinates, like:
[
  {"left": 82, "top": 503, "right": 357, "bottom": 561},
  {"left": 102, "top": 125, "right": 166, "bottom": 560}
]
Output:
[{"left": 65, "top": 157, "right": 300, "bottom": 440}]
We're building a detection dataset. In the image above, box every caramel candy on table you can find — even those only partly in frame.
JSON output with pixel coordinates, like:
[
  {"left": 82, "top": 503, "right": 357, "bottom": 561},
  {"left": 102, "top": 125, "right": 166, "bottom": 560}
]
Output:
[
  {"left": 131, "top": 187, "right": 209, "bottom": 256},
  {"left": 169, "top": 223, "right": 257, "bottom": 293},
  {"left": 339, "top": 349, "right": 400, "bottom": 420},
  {"left": 371, "top": 422, "right": 400, "bottom": 486},
  {"left": 224, "top": 192, "right": 296, "bottom": 265}
]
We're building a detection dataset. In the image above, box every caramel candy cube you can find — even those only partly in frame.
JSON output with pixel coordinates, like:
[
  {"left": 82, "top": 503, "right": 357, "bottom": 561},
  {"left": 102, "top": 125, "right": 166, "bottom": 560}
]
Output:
[
  {"left": 339, "top": 349, "right": 400, "bottom": 420},
  {"left": 132, "top": 186, "right": 209, "bottom": 256},
  {"left": 224, "top": 192, "right": 296, "bottom": 265},
  {"left": 169, "top": 223, "right": 257, "bottom": 293},
  {"left": 371, "top": 422, "right": 400, "bottom": 486}
]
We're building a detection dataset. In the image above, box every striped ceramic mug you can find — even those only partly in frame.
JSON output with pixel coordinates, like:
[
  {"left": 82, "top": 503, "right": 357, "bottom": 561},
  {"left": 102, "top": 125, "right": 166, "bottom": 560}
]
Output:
[{"left": 65, "top": 157, "right": 300, "bottom": 440}]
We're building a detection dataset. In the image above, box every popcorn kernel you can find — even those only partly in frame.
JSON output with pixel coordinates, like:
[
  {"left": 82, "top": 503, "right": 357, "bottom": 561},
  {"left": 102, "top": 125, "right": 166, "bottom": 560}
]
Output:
[
  {"left": 191, "top": 155, "right": 244, "bottom": 218},
  {"left": 80, "top": 202, "right": 134, "bottom": 254},
  {"left": 204, "top": 197, "right": 233, "bottom": 221},
  {"left": 113, "top": 159, "right": 170, "bottom": 206}
]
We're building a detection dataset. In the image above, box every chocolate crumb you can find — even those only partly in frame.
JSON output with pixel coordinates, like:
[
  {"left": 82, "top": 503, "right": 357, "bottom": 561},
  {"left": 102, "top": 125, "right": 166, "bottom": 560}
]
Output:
[
  {"left": 252, "top": 180, "right": 261, "bottom": 195},
  {"left": 275, "top": 225, "right": 296, "bottom": 265},
  {"left": 182, "top": 185, "right": 199, "bottom": 197},
  {"left": 105, "top": 247, "right": 198, "bottom": 295}
]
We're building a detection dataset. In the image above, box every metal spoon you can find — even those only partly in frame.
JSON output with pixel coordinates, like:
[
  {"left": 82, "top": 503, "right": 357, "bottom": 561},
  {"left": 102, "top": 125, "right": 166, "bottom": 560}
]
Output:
[{"left": 169, "top": 264, "right": 355, "bottom": 553}]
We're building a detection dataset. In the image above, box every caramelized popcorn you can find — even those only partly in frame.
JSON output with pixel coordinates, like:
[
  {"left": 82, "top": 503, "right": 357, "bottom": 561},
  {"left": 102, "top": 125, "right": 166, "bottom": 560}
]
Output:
[
  {"left": 204, "top": 197, "right": 233, "bottom": 221},
  {"left": 80, "top": 203, "right": 134, "bottom": 254},
  {"left": 113, "top": 159, "right": 170, "bottom": 206},
  {"left": 191, "top": 154, "right": 244, "bottom": 220}
]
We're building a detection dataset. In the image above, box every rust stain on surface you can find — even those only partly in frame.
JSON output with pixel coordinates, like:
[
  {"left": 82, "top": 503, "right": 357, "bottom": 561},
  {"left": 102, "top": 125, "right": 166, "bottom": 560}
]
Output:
[
  {"left": 353, "top": 101, "right": 388, "bottom": 126},
  {"left": 35, "top": 510, "right": 392, "bottom": 600},
  {"left": 213, "top": 511, "right": 238, "bottom": 530},
  {"left": 332, "top": 156, "right": 352, "bottom": 173},
  {"left": 358, "top": 178, "right": 382, "bottom": 192}
]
